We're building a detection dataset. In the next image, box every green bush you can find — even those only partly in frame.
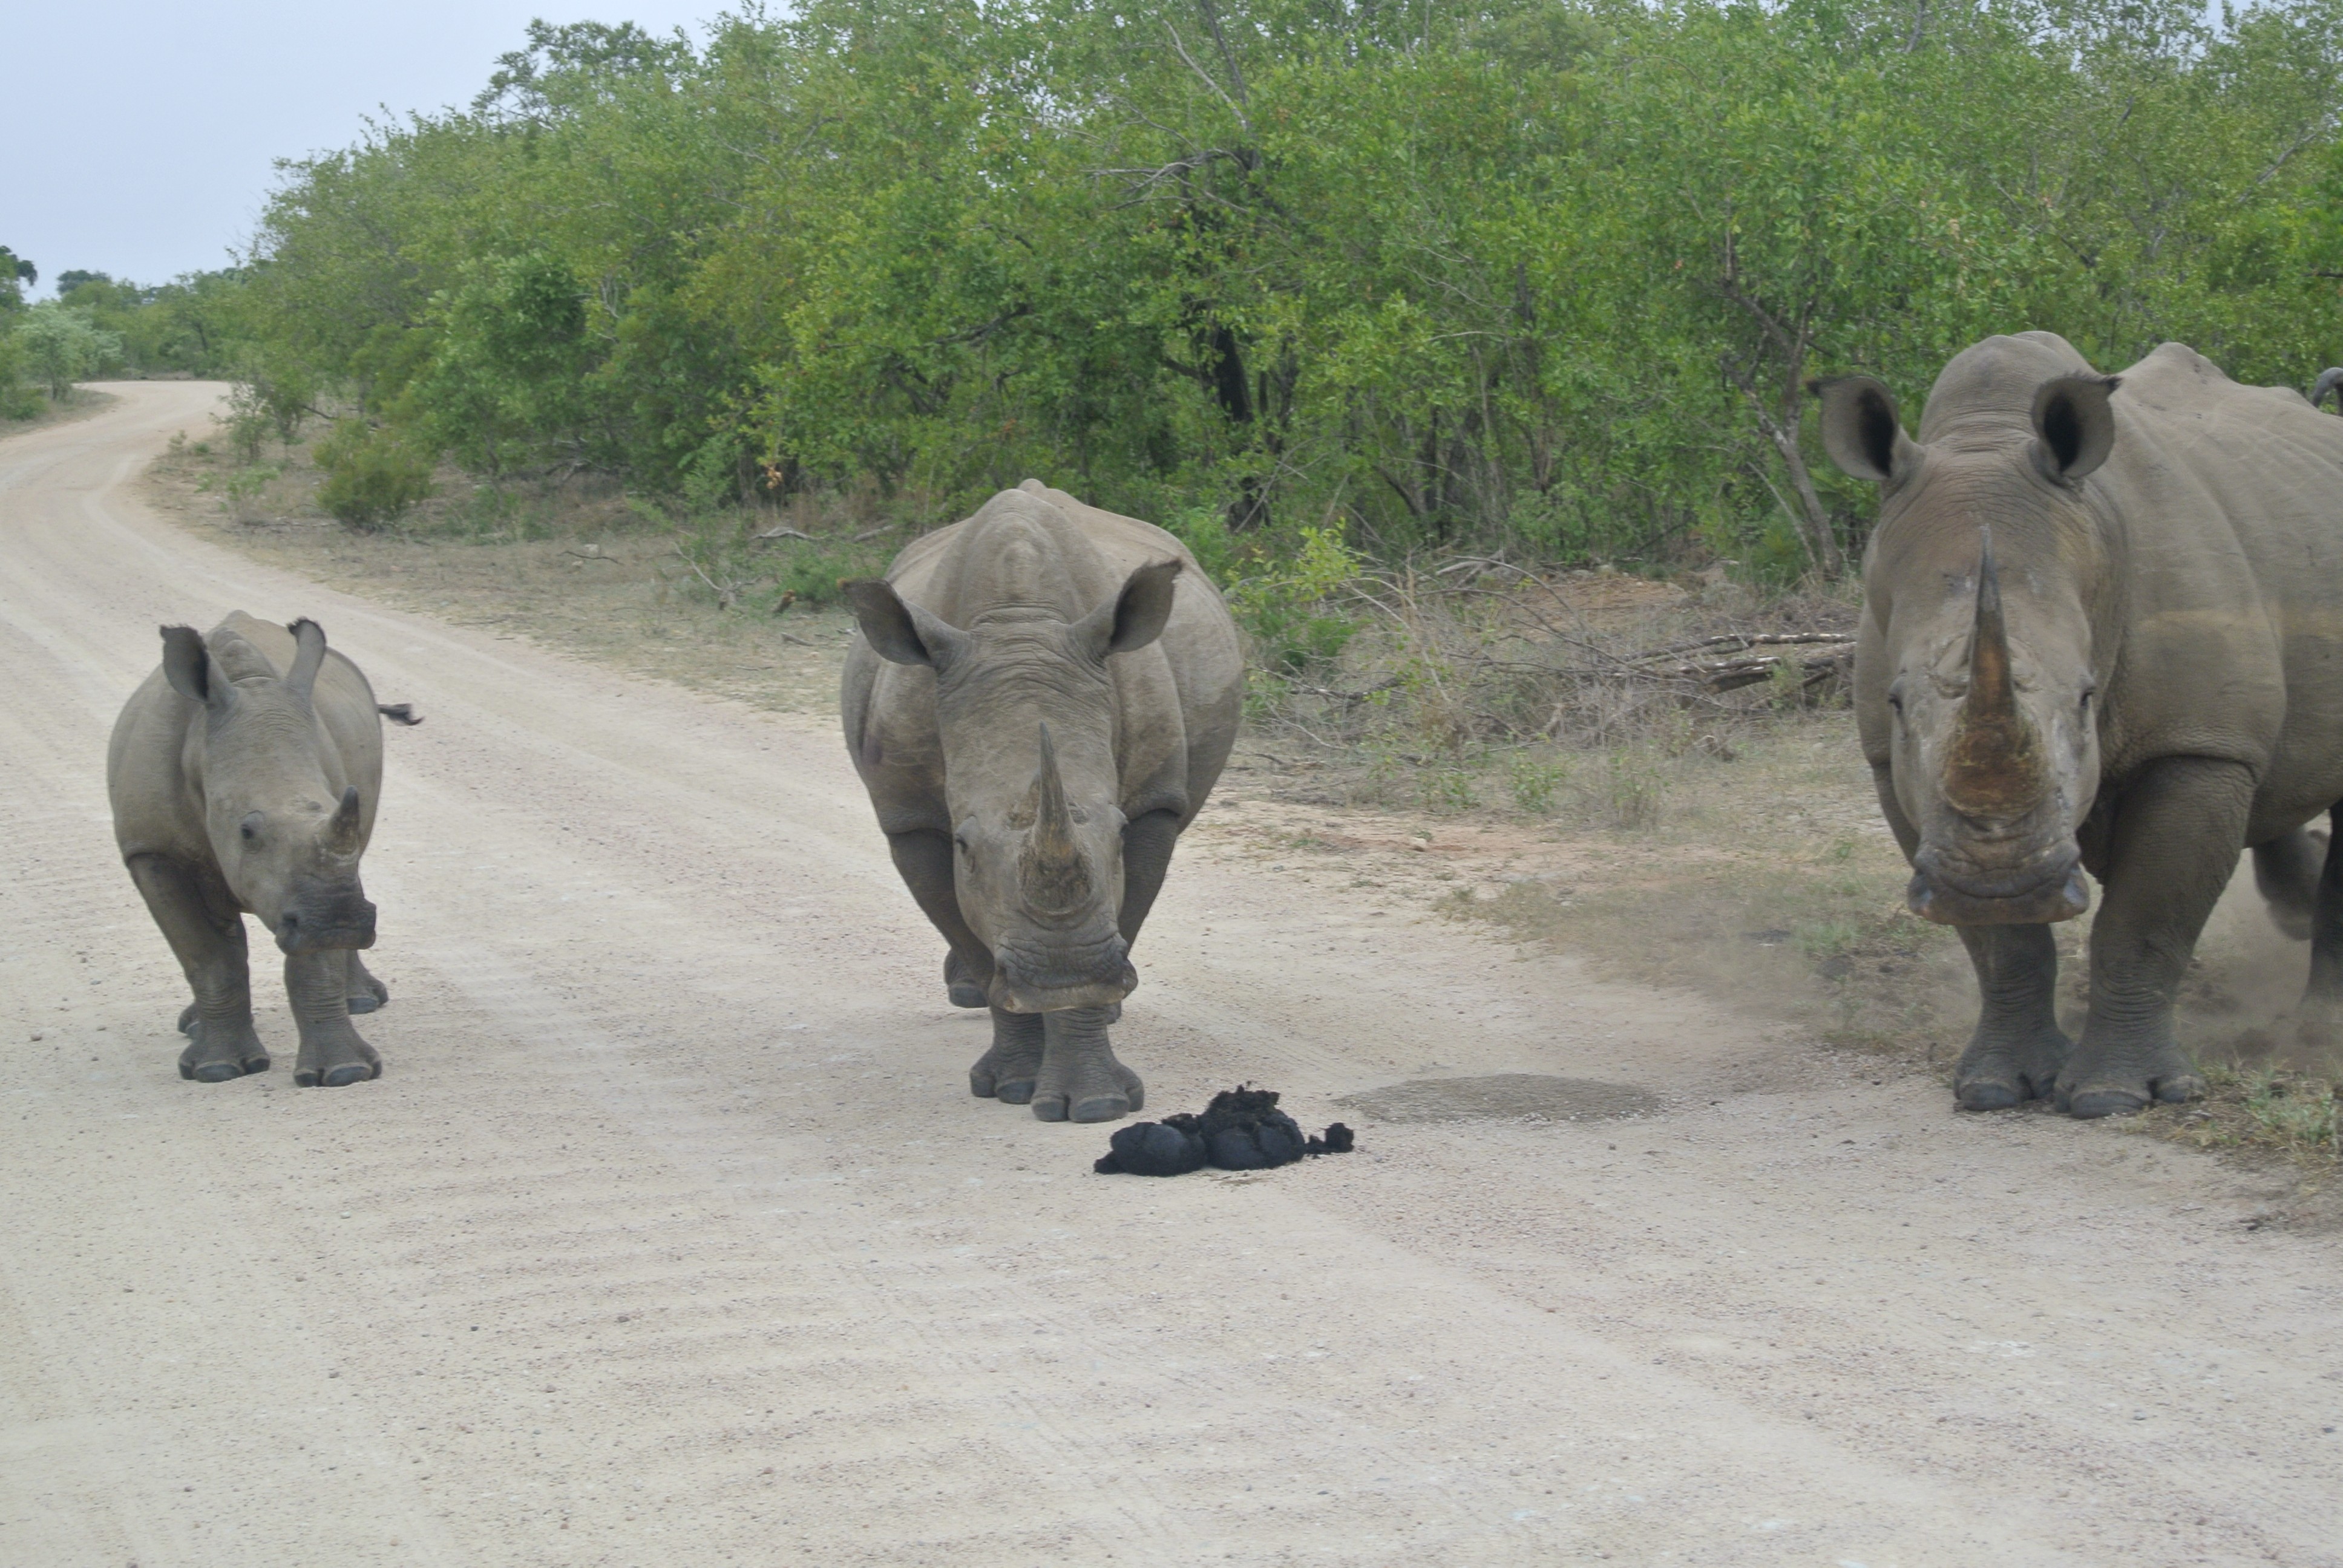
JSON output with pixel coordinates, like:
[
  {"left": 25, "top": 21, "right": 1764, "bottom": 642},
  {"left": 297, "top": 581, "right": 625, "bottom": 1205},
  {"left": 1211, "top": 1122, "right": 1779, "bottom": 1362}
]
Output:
[
  {"left": 314, "top": 420, "right": 433, "bottom": 529},
  {"left": 1227, "top": 526, "right": 1363, "bottom": 675},
  {"left": 14, "top": 303, "right": 120, "bottom": 400},
  {"left": 0, "top": 328, "right": 38, "bottom": 420}
]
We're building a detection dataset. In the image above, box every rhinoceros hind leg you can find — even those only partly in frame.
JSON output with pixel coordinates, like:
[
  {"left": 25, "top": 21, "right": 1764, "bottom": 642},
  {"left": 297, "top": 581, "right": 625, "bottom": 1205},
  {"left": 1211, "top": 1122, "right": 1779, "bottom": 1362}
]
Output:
[
  {"left": 346, "top": 953, "right": 390, "bottom": 1015},
  {"left": 2253, "top": 828, "right": 2324, "bottom": 941},
  {"left": 1950, "top": 924, "right": 2069, "bottom": 1111},
  {"left": 2290, "top": 805, "right": 2343, "bottom": 1046},
  {"left": 944, "top": 951, "right": 989, "bottom": 1010},
  {"left": 972, "top": 1008, "right": 1044, "bottom": 1103},
  {"left": 1030, "top": 1007, "right": 1142, "bottom": 1123}
]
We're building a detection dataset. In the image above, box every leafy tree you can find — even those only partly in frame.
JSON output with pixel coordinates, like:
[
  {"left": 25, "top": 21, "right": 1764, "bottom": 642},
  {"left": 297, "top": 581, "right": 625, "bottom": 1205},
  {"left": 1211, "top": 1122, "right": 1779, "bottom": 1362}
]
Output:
[
  {"left": 16, "top": 304, "right": 122, "bottom": 399},
  {"left": 218, "top": 0, "right": 2343, "bottom": 576}
]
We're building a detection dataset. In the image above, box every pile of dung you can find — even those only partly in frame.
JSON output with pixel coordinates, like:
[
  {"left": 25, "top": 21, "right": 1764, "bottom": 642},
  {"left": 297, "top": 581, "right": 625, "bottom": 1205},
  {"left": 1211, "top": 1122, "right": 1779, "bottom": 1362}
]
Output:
[{"left": 1095, "top": 1086, "right": 1355, "bottom": 1176}]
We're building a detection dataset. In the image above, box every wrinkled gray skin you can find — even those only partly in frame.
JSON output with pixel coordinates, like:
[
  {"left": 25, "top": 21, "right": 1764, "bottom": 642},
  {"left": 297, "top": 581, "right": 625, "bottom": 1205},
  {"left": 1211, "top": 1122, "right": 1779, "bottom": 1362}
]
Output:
[
  {"left": 1819, "top": 333, "right": 2343, "bottom": 1118},
  {"left": 841, "top": 481, "right": 1243, "bottom": 1123},
  {"left": 109, "top": 613, "right": 394, "bottom": 1087}
]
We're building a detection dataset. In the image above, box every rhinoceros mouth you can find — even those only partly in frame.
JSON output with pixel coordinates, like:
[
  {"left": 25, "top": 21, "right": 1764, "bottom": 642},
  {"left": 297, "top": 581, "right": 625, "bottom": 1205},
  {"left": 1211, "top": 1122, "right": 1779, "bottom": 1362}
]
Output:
[
  {"left": 1908, "top": 848, "right": 2089, "bottom": 926},
  {"left": 276, "top": 922, "right": 378, "bottom": 955},
  {"left": 991, "top": 939, "right": 1137, "bottom": 1013}
]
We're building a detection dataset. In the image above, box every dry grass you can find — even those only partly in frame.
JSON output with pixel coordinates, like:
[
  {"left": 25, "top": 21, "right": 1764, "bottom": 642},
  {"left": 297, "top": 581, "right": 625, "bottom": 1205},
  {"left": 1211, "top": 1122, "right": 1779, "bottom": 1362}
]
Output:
[
  {"left": 2, "top": 385, "right": 119, "bottom": 437},
  {"left": 142, "top": 421, "right": 884, "bottom": 717}
]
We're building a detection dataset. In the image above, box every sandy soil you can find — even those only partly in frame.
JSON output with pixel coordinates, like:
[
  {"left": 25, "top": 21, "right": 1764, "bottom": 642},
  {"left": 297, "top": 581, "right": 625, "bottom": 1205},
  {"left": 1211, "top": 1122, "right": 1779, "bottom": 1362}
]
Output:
[{"left": 4, "top": 383, "right": 2340, "bottom": 1567}]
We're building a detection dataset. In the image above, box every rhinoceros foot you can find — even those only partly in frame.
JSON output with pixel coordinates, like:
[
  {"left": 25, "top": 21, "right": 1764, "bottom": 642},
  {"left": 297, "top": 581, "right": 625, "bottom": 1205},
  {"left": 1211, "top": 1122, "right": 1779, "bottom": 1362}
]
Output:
[
  {"left": 1953, "top": 1024, "right": 2070, "bottom": 1112},
  {"left": 1030, "top": 1007, "right": 1142, "bottom": 1124},
  {"left": 177, "top": 1017, "right": 271, "bottom": 1082},
  {"left": 944, "top": 951, "right": 990, "bottom": 1010},
  {"left": 972, "top": 1009, "right": 1045, "bottom": 1103},
  {"left": 346, "top": 954, "right": 391, "bottom": 1016},
  {"left": 2055, "top": 1037, "right": 2202, "bottom": 1119},
  {"left": 292, "top": 1018, "right": 382, "bottom": 1088}
]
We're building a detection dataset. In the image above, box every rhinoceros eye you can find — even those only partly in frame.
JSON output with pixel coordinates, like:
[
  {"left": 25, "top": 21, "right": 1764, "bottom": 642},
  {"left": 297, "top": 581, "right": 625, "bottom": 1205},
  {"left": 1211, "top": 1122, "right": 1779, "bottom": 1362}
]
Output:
[{"left": 239, "top": 812, "right": 263, "bottom": 843}]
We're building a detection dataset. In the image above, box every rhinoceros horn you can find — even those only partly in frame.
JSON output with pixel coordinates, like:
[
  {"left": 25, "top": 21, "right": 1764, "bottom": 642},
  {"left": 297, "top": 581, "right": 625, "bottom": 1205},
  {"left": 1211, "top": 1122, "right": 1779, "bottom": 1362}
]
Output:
[
  {"left": 326, "top": 785, "right": 364, "bottom": 856},
  {"left": 1942, "top": 531, "right": 2048, "bottom": 818},
  {"left": 1019, "top": 724, "right": 1092, "bottom": 914}
]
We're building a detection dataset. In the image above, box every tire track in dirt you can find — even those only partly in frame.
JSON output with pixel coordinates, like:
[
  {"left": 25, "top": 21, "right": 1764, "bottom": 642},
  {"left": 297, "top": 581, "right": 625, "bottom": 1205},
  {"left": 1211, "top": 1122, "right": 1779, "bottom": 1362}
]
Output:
[{"left": 1, "top": 385, "right": 2338, "bottom": 1567}]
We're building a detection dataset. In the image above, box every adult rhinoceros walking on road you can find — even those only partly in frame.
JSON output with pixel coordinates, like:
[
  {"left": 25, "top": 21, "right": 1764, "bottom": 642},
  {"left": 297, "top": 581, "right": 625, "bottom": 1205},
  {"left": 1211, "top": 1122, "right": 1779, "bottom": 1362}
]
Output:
[
  {"left": 842, "top": 481, "right": 1242, "bottom": 1123},
  {"left": 1816, "top": 332, "right": 2343, "bottom": 1118},
  {"left": 111, "top": 614, "right": 404, "bottom": 1086}
]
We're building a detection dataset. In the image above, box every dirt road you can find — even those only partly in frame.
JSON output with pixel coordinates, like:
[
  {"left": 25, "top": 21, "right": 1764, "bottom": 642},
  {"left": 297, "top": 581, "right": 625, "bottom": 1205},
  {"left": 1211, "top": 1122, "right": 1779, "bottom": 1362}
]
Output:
[{"left": 3, "top": 384, "right": 2338, "bottom": 1567}]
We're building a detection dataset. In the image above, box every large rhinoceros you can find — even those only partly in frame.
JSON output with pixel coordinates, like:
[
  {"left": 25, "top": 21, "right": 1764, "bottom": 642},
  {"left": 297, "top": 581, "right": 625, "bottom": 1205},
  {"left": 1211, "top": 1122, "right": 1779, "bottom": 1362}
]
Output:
[
  {"left": 110, "top": 613, "right": 407, "bottom": 1086},
  {"left": 841, "top": 481, "right": 1242, "bottom": 1123},
  {"left": 1815, "top": 332, "right": 2343, "bottom": 1117}
]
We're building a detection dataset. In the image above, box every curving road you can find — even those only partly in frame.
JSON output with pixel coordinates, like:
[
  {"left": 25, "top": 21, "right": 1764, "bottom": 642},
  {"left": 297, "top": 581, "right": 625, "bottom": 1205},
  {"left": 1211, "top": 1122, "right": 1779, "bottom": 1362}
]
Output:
[{"left": 2, "top": 384, "right": 2338, "bottom": 1567}]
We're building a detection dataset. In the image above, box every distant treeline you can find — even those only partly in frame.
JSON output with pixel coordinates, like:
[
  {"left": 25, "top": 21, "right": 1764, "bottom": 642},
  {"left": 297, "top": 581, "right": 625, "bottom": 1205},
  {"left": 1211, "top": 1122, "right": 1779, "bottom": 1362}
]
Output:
[
  {"left": 0, "top": 247, "right": 245, "bottom": 417},
  {"left": 61, "top": 1, "right": 2343, "bottom": 568}
]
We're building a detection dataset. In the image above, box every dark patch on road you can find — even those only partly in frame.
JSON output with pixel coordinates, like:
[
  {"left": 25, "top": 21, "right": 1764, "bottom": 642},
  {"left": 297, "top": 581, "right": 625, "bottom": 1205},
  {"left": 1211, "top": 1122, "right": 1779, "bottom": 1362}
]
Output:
[{"left": 1339, "top": 1073, "right": 1660, "bottom": 1123}]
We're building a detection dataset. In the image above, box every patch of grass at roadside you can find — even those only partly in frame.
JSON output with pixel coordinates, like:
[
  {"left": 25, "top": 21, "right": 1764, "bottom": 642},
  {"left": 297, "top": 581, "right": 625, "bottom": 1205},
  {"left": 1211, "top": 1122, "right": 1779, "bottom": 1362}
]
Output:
[{"left": 2135, "top": 1057, "right": 2341, "bottom": 1178}]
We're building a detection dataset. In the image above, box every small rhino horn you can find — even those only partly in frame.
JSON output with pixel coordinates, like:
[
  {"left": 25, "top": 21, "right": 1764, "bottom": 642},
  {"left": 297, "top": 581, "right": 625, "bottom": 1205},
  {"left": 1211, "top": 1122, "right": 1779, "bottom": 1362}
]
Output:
[{"left": 326, "top": 785, "right": 363, "bottom": 855}]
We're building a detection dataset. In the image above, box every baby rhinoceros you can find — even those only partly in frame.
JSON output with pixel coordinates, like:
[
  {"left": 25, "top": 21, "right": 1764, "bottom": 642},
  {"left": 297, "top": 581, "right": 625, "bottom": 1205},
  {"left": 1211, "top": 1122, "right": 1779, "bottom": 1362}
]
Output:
[
  {"left": 842, "top": 481, "right": 1242, "bottom": 1123},
  {"left": 109, "top": 613, "right": 412, "bottom": 1086}
]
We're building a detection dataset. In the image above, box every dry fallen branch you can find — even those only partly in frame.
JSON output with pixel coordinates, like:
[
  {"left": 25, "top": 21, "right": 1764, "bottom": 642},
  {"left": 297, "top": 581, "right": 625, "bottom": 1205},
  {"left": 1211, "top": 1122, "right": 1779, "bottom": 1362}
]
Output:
[{"left": 1622, "top": 631, "right": 1853, "bottom": 693}]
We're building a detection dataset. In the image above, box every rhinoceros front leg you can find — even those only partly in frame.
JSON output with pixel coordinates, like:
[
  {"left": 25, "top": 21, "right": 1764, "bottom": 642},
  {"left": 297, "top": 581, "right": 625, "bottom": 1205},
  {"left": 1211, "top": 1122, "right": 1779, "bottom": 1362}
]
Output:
[
  {"left": 972, "top": 1007, "right": 1044, "bottom": 1103},
  {"left": 1117, "top": 809, "right": 1184, "bottom": 942},
  {"left": 127, "top": 854, "right": 270, "bottom": 1082},
  {"left": 284, "top": 950, "right": 382, "bottom": 1088},
  {"left": 1030, "top": 1006, "right": 1143, "bottom": 1123},
  {"left": 2057, "top": 757, "right": 2251, "bottom": 1118},
  {"left": 1951, "top": 924, "right": 2071, "bottom": 1111},
  {"left": 888, "top": 829, "right": 995, "bottom": 1008}
]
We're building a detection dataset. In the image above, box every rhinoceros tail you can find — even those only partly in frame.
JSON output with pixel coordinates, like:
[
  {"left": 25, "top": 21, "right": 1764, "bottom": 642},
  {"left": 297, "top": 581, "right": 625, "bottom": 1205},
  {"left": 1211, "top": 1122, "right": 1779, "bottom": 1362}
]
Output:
[
  {"left": 376, "top": 703, "right": 424, "bottom": 727},
  {"left": 2312, "top": 368, "right": 2343, "bottom": 413}
]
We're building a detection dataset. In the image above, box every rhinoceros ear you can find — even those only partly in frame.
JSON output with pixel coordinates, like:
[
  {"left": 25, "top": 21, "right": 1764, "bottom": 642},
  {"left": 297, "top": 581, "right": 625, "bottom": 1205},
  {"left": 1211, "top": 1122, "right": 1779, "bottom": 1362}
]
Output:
[
  {"left": 283, "top": 618, "right": 327, "bottom": 703},
  {"left": 842, "top": 580, "right": 969, "bottom": 668},
  {"left": 159, "top": 625, "right": 217, "bottom": 707},
  {"left": 2028, "top": 374, "right": 2119, "bottom": 486},
  {"left": 1810, "top": 376, "right": 1918, "bottom": 485},
  {"left": 1075, "top": 558, "right": 1182, "bottom": 659}
]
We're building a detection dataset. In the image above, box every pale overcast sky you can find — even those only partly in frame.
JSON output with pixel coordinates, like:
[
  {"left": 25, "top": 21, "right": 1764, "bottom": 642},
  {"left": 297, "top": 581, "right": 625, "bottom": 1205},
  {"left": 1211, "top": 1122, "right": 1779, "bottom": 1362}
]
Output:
[{"left": 0, "top": 2, "right": 722, "bottom": 296}]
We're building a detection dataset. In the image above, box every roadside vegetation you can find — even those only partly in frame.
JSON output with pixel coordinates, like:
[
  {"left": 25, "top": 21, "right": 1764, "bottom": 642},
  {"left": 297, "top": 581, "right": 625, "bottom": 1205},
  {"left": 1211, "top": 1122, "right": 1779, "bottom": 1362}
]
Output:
[
  {"left": 138, "top": 0, "right": 2343, "bottom": 572},
  {"left": 1, "top": 245, "right": 241, "bottom": 420}
]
